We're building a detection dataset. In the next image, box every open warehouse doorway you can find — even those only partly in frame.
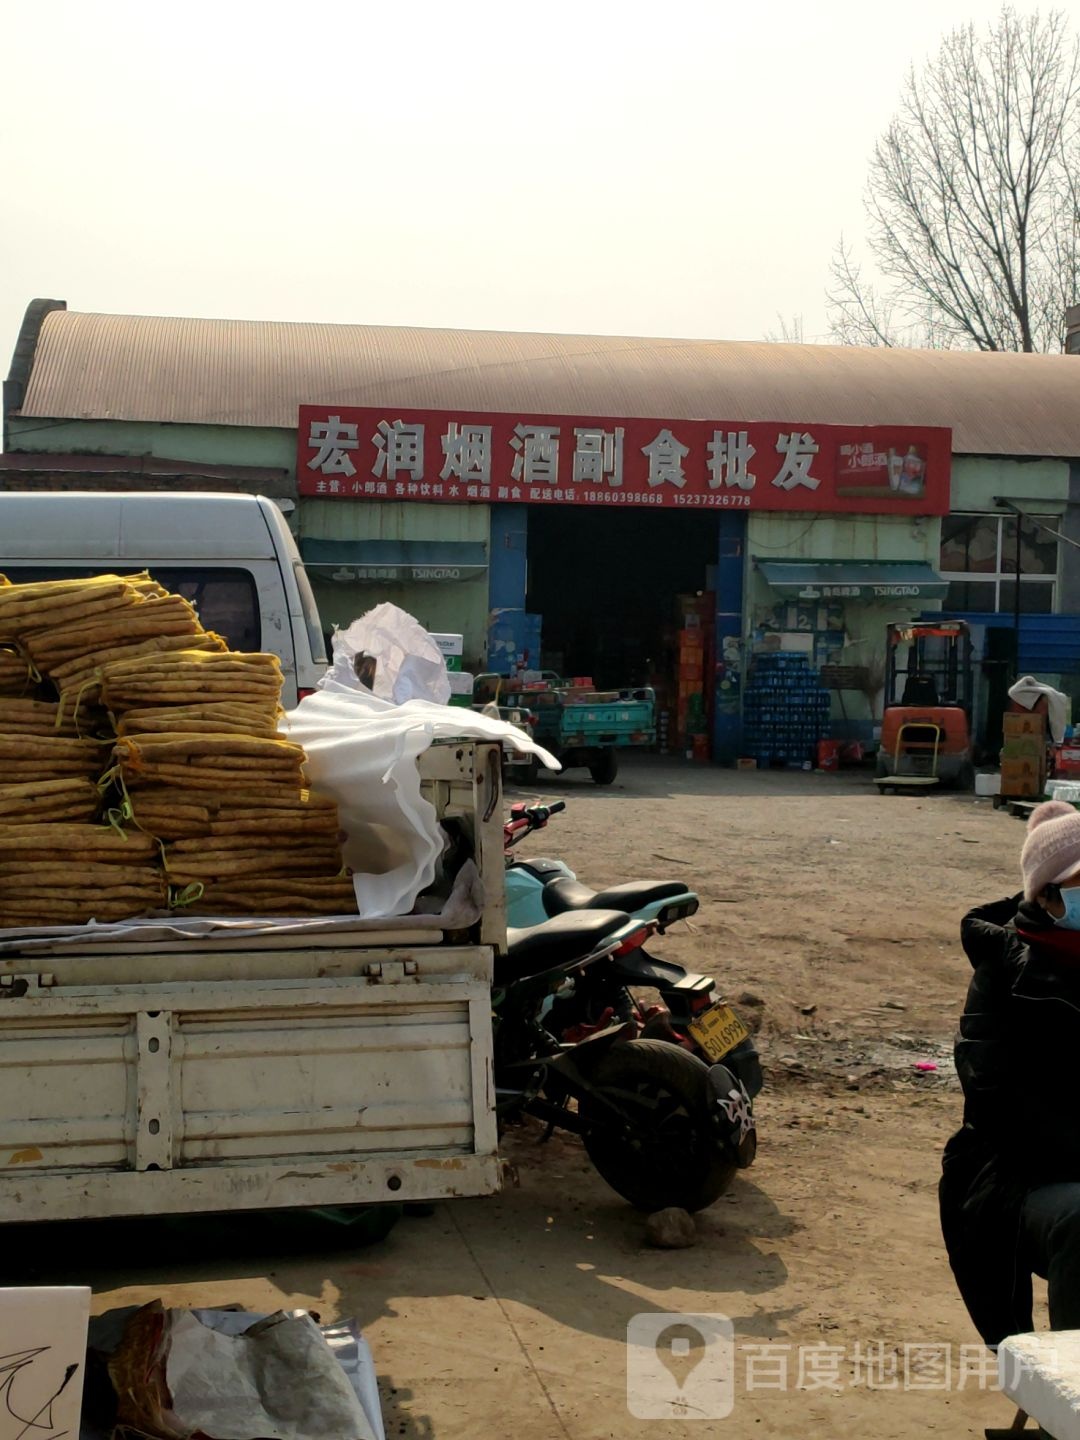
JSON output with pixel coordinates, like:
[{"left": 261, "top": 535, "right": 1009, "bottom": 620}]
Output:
[{"left": 525, "top": 505, "right": 720, "bottom": 689}]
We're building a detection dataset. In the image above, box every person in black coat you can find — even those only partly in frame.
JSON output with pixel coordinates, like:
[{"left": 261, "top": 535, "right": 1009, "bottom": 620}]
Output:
[{"left": 941, "top": 798, "right": 1080, "bottom": 1347}]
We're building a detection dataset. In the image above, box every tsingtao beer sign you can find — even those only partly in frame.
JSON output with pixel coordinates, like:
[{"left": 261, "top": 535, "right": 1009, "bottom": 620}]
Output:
[{"left": 297, "top": 405, "right": 951, "bottom": 515}]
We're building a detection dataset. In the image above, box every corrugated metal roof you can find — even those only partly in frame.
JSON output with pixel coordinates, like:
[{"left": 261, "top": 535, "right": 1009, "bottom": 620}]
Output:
[
  {"left": 16, "top": 308, "right": 1080, "bottom": 458},
  {"left": 941, "top": 612, "right": 1080, "bottom": 675}
]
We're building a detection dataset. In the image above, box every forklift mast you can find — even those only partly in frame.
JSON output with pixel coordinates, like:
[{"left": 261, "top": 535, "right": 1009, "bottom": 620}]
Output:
[{"left": 885, "top": 622, "right": 973, "bottom": 713}]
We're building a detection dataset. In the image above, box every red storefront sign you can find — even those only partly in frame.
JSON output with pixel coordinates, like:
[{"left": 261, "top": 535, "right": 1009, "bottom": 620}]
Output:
[{"left": 297, "top": 405, "right": 950, "bottom": 515}]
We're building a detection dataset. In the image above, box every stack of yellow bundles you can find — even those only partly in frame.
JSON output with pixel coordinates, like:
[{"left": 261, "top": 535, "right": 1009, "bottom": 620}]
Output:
[
  {"left": 0, "top": 660, "right": 103, "bottom": 838},
  {"left": 106, "top": 650, "right": 303, "bottom": 789},
  {"left": 105, "top": 650, "right": 356, "bottom": 917},
  {"left": 0, "top": 573, "right": 354, "bottom": 925},
  {"left": 0, "top": 648, "right": 33, "bottom": 697},
  {"left": 0, "top": 698, "right": 81, "bottom": 738},
  {"left": 0, "top": 825, "right": 164, "bottom": 928},
  {"left": 0, "top": 574, "right": 224, "bottom": 929},
  {"left": 0, "top": 696, "right": 106, "bottom": 787},
  {"left": 0, "top": 572, "right": 225, "bottom": 717},
  {"left": 0, "top": 778, "right": 99, "bottom": 825},
  {"left": 132, "top": 790, "right": 353, "bottom": 915}
]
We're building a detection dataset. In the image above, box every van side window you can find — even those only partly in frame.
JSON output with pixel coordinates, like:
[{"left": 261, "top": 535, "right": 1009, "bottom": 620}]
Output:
[
  {"left": 0, "top": 566, "right": 261, "bottom": 652},
  {"left": 151, "top": 570, "right": 261, "bottom": 651}
]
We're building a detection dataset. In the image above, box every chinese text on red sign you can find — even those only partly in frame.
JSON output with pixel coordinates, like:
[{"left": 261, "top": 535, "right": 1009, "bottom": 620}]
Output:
[{"left": 298, "top": 407, "right": 951, "bottom": 515}]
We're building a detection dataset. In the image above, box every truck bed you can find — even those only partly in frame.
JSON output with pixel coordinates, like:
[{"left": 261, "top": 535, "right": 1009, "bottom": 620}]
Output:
[
  {"left": 515, "top": 690, "right": 655, "bottom": 749},
  {"left": 0, "top": 742, "right": 504, "bottom": 1223}
]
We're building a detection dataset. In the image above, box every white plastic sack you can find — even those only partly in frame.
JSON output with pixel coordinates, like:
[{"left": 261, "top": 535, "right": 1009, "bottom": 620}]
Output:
[
  {"left": 166, "top": 1310, "right": 377, "bottom": 1440},
  {"left": 324, "top": 602, "right": 451, "bottom": 705},
  {"left": 282, "top": 687, "right": 558, "bottom": 919},
  {"left": 1009, "top": 675, "right": 1068, "bottom": 744}
]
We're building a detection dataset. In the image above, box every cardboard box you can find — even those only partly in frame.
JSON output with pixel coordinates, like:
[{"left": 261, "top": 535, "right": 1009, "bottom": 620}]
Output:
[
  {"left": 1008, "top": 694, "right": 1050, "bottom": 718},
  {"left": 431, "top": 633, "right": 464, "bottom": 657},
  {"left": 736, "top": 757, "right": 757, "bottom": 771},
  {"left": 1004, "top": 712, "right": 1047, "bottom": 737},
  {"left": 0, "top": 1289, "right": 90, "bottom": 1439},
  {"left": 1001, "top": 750, "right": 1044, "bottom": 772},
  {"left": 1001, "top": 737, "right": 1047, "bottom": 761},
  {"left": 677, "top": 593, "right": 713, "bottom": 621},
  {"left": 1053, "top": 745, "right": 1080, "bottom": 778},
  {"left": 1000, "top": 757, "right": 1046, "bottom": 797}
]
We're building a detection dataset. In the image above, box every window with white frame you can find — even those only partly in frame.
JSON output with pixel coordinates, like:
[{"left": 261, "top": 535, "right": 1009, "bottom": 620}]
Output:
[{"left": 939, "top": 512, "right": 1058, "bottom": 614}]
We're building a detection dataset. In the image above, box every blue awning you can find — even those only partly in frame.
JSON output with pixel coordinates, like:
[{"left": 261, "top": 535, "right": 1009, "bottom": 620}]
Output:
[
  {"left": 301, "top": 538, "right": 487, "bottom": 583},
  {"left": 756, "top": 560, "right": 947, "bottom": 603}
]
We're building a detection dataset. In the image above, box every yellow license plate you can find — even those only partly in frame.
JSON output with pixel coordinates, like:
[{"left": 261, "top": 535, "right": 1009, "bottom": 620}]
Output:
[{"left": 688, "top": 1003, "right": 750, "bottom": 1063}]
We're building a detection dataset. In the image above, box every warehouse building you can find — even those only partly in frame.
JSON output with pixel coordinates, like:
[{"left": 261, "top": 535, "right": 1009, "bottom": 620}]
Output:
[{"left": 5, "top": 299, "right": 1080, "bottom": 760}]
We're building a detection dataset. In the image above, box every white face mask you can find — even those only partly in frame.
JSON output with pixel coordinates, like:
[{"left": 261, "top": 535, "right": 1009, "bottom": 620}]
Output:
[{"left": 1056, "top": 888, "right": 1080, "bottom": 931}]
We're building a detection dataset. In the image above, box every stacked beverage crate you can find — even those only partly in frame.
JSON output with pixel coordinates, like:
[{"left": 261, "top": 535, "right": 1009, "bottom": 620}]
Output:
[{"left": 742, "top": 653, "right": 831, "bottom": 767}]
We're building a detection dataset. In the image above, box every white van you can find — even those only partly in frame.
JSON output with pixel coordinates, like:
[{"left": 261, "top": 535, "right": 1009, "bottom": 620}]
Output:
[{"left": 0, "top": 491, "right": 327, "bottom": 706}]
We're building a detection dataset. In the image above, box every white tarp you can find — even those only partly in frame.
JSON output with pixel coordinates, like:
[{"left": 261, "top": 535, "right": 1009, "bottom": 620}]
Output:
[
  {"left": 281, "top": 687, "right": 558, "bottom": 919},
  {"left": 1008, "top": 674, "right": 1069, "bottom": 744}
]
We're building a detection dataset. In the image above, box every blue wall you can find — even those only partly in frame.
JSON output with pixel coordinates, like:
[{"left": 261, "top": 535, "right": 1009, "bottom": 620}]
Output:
[
  {"left": 713, "top": 512, "right": 747, "bottom": 762},
  {"left": 937, "top": 611, "right": 1080, "bottom": 678},
  {"left": 487, "top": 503, "right": 530, "bottom": 671}
]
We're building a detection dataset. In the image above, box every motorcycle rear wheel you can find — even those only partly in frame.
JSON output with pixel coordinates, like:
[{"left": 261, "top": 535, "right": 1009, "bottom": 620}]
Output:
[{"left": 578, "top": 1039, "right": 736, "bottom": 1212}]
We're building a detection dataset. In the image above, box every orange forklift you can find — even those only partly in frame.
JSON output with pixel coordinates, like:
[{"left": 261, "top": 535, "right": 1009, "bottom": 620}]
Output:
[{"left": 875, "top": 620, "right": 975, "bottom": 792}]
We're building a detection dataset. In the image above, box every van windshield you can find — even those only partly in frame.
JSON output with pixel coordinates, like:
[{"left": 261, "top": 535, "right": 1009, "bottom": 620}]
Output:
[{"left": 0, "top": 566, "right": 261, "bottom": 652}]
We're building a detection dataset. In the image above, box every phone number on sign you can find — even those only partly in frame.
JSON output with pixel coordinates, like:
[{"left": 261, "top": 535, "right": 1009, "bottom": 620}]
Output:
[
  {"left": 672, "top": 492, "right": 752, "bottom": 507},
  {"left": 580, "top": 491, "right": 666, "bottom": 505}
]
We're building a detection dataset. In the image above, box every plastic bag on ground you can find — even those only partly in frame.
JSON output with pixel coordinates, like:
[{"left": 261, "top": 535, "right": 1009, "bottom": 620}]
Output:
[
  {"left": 323, "top": 603, "right": 451, "bottom": 705},
  {"left": 282, "top": 687, "right": 558, "bottom": 919}
]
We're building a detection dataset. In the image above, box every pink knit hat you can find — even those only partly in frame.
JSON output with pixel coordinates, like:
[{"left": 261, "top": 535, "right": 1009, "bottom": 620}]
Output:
[{"left": 1021, "top": 800, "right": 1080, "bottom": 901}]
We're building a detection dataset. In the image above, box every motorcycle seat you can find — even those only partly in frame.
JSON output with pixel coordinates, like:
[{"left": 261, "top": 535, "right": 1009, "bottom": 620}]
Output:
[
  {"left": 542, "top": 876, "right": 690, "bottom": 917},
  {"left": 501, "top": 909, "right": 630, "bottom": 977}
]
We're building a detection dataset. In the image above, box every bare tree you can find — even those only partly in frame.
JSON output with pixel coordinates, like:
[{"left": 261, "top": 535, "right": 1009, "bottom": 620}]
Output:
[
  {"left": 764, "top": 313, "right": 806, "bottom": 344},
  {"left": 828, "top": 7, "right": 1080, "bottom": 352}
]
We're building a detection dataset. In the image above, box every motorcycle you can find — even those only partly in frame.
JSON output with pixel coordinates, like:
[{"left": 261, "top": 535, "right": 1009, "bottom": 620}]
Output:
[
  {"left": 503, "top": 801, "right": 762, "bottom": 1100},
  {"left": 505, "top": 801, "right": 701, "bottom": 930},
  {"left": 493, "top": 905, "right": 756, "bottom": 1212}
]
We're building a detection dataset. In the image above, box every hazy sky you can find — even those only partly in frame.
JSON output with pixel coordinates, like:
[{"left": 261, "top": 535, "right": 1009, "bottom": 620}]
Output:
[{"left": 0, "top": 0, "right": 1052, "bottom": 368}]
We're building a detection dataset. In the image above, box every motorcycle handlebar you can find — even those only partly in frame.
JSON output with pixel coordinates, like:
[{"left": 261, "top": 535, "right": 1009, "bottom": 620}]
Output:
[{"left": 502, "top": 799, "right": 567, "bottom": 849}]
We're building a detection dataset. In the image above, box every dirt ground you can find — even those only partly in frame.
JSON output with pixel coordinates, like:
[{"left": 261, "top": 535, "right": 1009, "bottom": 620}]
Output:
[{"left": 7, "top": 758, "right": 1042, "bottom": 1439}]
